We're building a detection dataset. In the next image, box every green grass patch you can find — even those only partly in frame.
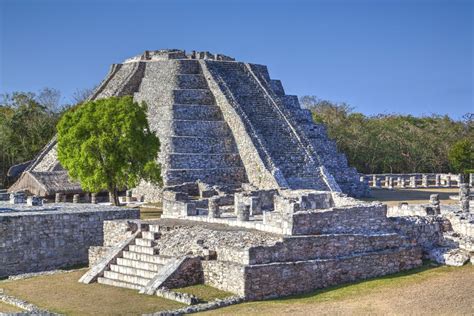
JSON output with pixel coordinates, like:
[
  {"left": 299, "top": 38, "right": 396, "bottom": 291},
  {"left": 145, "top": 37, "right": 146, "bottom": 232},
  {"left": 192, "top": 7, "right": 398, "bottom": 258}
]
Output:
[
  {"left": 0, "top": 269, "right": 183, "bottom": 315},
  {"left": 175, "top": 284, "right": 233, "bottom": 302},
  {"left": 140, "top": 207, "right": 163, "bottom": 220}
]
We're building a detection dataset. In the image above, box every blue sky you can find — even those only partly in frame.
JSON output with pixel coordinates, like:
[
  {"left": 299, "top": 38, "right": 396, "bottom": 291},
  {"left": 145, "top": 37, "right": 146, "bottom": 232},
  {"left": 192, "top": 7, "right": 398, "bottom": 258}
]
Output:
[{"left": 0, "top": 0, "right": 472, "bottom": 118}]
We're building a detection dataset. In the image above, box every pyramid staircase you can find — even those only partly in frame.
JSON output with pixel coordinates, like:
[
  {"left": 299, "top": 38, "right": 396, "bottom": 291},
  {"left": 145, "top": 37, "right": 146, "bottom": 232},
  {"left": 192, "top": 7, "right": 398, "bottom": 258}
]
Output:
[
  {"left": 204, "top": 61, "right": 327, "bottom": 190},
  {"left": 134, "top": 60, "right": 247, "bottom": 186}
]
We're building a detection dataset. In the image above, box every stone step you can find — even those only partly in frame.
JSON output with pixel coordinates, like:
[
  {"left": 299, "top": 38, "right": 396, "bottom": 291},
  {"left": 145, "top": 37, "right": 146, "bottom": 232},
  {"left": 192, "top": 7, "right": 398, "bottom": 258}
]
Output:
[
  {"left": 151, "top": 105, "right": 223, "bottom": 122},
  {"left": 110, "top": 264, "right": 157, "bottom": 279},
  {"left": 176, "top": 74, "right": 208, "bottom": 89},
  {"left": 165, "top": 167, "right": 247, "bottom": 186},
  {"left": 139, "top": 74, "right": 208, "bottom": 90},
  {"left": 150, "top": 104, "right": 223, "bottom": 121},
  {"left": 122, "top": 251, "right": 171, "bottom": 264},
  {"left": 103, "top": 270, "right": 150, "bottom": 286},
  {"left": 128, "top": 245, "right": 158, "bottom": 255},
  {"left": 97, "top": 277, "right": 142, "bottom": 291},
  {"left": 144, "top": 60, "right": 201, "bottom": 76},
  {"left": 166, "top": 120, "right": 231, "bottom": 137},
  {"left": 160, "top": 136, "right": 237, "bottom": 154},
  {"left": 141, "top": 231, "right": 161, "bottom": 240},
  {"left": 285, "top": 176, "right": 326, "bottom": 190},
  {"left": 134, "top": 238, "right": 156, "bottom": 247},
  {"left": 171, "top": 104, "right": 223, "bottom": 121},
  {"left": 173, "top": 89, "right": 215, "bottom": 105},
  {"left": 116, "top": 257, "right": 163, "bottom": 272},
  {"left": 166, "top": 153, "right": 243, "bottom": 169}
]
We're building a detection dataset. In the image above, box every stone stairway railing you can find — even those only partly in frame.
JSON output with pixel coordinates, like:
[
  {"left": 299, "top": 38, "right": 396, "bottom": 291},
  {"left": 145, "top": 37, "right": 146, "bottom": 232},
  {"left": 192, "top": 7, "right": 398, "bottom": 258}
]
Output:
[
  {"left": 87, "top": 63, "right": 123, "bottom": 101},
  {"left": 201, "top": 60, "right": 288, "bottom": 189},
  {"left": 243, "top": 63, "right": 322, "bottom": 168},
  {"left": 79, "top": 229, "right": 142, "bottom": 284}
]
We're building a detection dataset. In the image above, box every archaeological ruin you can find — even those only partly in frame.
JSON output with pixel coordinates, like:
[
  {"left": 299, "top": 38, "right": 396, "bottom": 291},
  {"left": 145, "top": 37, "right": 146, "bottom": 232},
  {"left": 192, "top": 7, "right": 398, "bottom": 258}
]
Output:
[
  {"left": 8, "top": 49, "right": 369, "bottom": 200},
  {"left": 3, "top": 50, "right": 473, "bottom": 311}
]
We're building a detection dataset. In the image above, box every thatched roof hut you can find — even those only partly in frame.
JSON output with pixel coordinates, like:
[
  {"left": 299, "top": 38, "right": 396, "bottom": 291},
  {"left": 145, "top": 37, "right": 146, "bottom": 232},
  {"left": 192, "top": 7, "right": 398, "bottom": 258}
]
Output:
[{"left": 8, "top": 171, "right": 82, "bottom": 196}]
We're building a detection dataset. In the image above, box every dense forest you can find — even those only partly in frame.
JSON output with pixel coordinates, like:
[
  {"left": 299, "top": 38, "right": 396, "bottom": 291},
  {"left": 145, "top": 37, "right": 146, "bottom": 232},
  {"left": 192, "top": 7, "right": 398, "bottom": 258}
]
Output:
[
  {"left": 0, "top": 88, "right": 92, "bottom": 187},
  {"left": 0, "top": 90, "right": 472, "bottom": 188},
  {"left": 300, "top": 96, "right": 473, "bottom": 175}
]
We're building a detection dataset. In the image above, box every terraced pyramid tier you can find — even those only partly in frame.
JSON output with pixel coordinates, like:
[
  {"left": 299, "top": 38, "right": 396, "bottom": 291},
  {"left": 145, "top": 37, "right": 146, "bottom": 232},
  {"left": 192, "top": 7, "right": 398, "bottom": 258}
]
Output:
[{"left": 9, "top": 49, "right": 369, "bottom": 199}]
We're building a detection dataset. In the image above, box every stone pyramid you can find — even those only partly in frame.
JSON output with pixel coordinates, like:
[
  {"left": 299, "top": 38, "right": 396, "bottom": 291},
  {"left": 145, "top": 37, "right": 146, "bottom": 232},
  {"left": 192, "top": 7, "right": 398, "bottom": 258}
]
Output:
[{"left": 9, "top": 49, "right": 369, "bottom": 199}]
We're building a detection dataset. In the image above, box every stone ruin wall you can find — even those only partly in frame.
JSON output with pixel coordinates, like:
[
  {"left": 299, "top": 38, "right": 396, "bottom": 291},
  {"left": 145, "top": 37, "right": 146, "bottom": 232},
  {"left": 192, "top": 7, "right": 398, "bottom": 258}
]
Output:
[
  {"left": 11, "top": 49, "right": 370, "bottom": 201},
  {"left": 0, "top": 206, "right": 139, "bottom": 277}
]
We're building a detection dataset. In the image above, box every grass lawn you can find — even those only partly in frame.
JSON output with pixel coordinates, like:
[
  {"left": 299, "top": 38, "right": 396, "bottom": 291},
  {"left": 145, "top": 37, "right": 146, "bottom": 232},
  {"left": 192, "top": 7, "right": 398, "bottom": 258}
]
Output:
[
  {"left": 140, "top": 202, "right": 163, "bottom": 220},
  {"left": 201, "top": 263, "right": 474, "bottom": 315},
  {"left": 0, "top": 301, "right": 23, "bottom": 313},
  {"left": 175, "top": 284, "right": 233, "bottom": 303},
  {"left": 0, "top": 269, "right": 232, "bottom": 315},
  {"left": 362, "top": 187, "right": 459, "bottom": 206},
  {"left": 0, "top": 269, "right": 183, "bottom": 315}
]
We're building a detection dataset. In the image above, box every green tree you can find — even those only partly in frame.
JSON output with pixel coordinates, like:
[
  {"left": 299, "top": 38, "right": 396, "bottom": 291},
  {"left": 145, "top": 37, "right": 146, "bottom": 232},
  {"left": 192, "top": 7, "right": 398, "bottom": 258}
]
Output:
[
  {"left": 448, "top": 139, "right": 474, "bottom": 173},
  {"left": 0, "top": 89, "right": 61, "bottom": 187},
  {"left": 57, "top": 96, "right": 161, "bottom": 205},
  {"left": 301, "top": 95, "right": 473, "bottom": 174}
]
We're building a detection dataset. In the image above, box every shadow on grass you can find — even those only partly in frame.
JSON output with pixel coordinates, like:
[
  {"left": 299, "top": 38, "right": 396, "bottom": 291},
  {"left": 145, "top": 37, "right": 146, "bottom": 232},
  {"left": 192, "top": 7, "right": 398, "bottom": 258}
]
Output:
[
  {"left": 363, "top": 188, "right": 456, "bottom": 202},
  {"left": 267, "top": 261, "right": 439, "bottom": 303},
  {"left": 62, "top": 263, "right": 88, "bottom": 271}
]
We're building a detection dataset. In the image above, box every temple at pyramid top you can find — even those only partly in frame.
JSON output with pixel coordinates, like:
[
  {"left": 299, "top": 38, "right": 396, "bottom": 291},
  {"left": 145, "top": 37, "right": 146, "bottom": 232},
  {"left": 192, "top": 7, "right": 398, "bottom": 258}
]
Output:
[
  {"left": 9, "top": 49, "right": 370, "bottom": 200},
  {"left": 123, "top": 49, "right": 236, "bottom": 63}
]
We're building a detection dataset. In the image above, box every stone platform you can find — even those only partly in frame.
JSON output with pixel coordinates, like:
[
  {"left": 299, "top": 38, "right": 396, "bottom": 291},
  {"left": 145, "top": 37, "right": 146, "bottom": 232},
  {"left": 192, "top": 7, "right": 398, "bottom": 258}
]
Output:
[
  {"left": 0, "top": 202, "right": 139, "bottom": 277},
  {"left": 81, "top": 186, "right": 423, "bottom": 301}
]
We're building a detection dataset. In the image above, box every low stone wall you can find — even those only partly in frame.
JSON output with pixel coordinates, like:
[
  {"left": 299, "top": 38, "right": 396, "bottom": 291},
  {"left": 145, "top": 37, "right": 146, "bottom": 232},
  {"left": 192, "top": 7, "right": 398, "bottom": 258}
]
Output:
[
  {"left": 202, "top": 260, "right": 246, "bottom": 296},
  {"left": 246, "top": 233, "right": 409, "bottom": 265},
  {"left": 243, "top": 246, "right": 422, "bottom": 300},
  {"left": 289, "top": 205, "right": 393, "bottom": 235},
  {"left": 390, "top": 216, "right": 445, "bottom": 252},
  {"left": 0, "top": 203, "right": 139, "bottom": 277}
]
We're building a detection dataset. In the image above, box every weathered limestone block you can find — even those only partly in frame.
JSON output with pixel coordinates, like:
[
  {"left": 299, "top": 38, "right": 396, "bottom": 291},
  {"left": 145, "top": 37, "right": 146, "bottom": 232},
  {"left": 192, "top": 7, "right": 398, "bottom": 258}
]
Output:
[
  {"left": 26, "top": 195, "right": 42, "bottom": 206},
  {"left": 9, "top": 192, "right": 26, "bottom": 204},
  {"left": 73, "top": 194, "right": 80, "bottom": 203},
  {"left": 397, "top": 177, "right": 405, "bottom": 188},
  {"left": 55, "top": 193, "right": 63, "bottom": 203},
  {"left": 422, "top": 174, "right": 428, "bottom": 187},
  {"left": 459, "top": 184, "right": 470, "bottom": 213},
  {"left": 429, "top": 194, "right": 441, "bottom": 214},
  {"left": 428, "top": 247, "right": 470, "bottom": 266},
  {"left": 409, "top": 176, "right": 417, "bottom": 188},
  {"left": 208, "top": 196, "right": 221, "bottom": 218},
  {"left": 236, "top": 204, "right": 250, "bottom": 221}
]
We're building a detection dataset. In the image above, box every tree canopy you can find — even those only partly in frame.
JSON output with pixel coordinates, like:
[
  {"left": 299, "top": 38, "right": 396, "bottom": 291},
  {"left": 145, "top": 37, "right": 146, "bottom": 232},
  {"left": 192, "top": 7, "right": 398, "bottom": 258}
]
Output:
[
  {"left": 0, "top": 89, "right": 62, "bottom": 187},
  {"left": 57, "top": 96, "right": 161, "bottom": 205},
  {"left": 300, "top": 96, "right": 473, "bottom": 175}
]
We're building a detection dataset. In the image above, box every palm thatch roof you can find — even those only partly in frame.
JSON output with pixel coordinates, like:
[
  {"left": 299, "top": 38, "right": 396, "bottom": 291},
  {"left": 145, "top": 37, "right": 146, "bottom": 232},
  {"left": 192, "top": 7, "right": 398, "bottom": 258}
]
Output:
[
  {"left": 7, "top": 160, "right": 33, "bottom": 178},
  {"left": 8, "top": 171, "right": 82, "bottom": 196}
]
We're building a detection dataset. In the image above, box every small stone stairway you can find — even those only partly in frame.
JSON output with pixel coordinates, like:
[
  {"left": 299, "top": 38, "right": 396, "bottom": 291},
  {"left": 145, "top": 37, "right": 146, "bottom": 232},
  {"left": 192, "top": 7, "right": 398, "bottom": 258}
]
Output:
[{"left": 97, "top": 228, "right": 171, "bottom": 290}]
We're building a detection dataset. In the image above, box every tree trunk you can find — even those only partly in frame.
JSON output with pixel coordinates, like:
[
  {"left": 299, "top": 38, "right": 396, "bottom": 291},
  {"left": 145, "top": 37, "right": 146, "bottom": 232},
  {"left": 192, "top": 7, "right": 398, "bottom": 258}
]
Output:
[{"left": 109, "top": 186, "right": 120, "bottom": 206}]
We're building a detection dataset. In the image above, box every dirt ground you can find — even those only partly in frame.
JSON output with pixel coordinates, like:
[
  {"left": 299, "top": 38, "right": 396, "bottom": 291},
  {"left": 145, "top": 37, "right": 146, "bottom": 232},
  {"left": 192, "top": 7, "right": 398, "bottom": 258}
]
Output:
[
  {"left": 0, "top": 301, "right": 22, "bottom": 313},
  {"left": 361, "top": 187, "right": 460, "bottom": 206},
  {"left": 202, "top": 264, "right": 474, "bottom": 316}
]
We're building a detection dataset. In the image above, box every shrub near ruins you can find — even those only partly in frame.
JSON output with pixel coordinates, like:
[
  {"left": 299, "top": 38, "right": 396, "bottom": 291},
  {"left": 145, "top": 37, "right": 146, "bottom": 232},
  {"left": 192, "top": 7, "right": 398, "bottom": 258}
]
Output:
[{"left": 57, "top": 96, "right": 162, "bottom": 205}]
